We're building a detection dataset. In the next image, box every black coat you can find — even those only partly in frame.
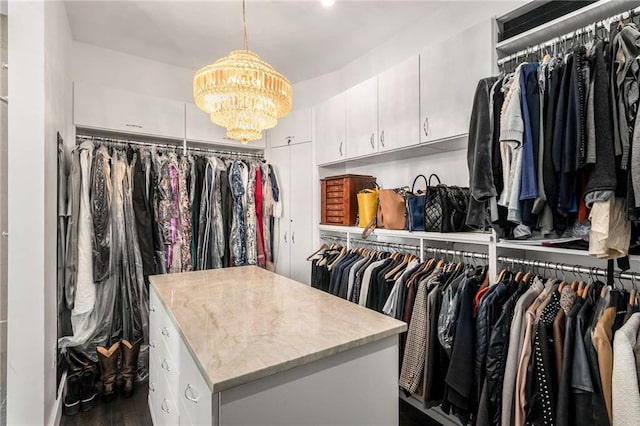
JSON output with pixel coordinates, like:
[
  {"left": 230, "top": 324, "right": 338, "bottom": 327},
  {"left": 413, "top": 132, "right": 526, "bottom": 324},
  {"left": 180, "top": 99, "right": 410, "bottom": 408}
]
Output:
[{"left": 485, "top": 282, "right": 527, "bottom": 425}]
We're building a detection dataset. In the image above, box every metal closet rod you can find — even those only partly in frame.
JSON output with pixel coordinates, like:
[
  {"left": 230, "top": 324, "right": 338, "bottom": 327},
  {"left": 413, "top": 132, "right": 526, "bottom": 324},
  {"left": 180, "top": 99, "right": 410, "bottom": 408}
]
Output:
[
  {"left": 319, "top": 234, "right": 488, "bottom": 259},
  {"left": 497, "top": 4, "right": 640, "bottom": 66},
  {"left": 76, "top": 135, "right": 264, "bottom": 160},
  {"left": 497, "top": 256, "right": 640, "bottom": 282}
]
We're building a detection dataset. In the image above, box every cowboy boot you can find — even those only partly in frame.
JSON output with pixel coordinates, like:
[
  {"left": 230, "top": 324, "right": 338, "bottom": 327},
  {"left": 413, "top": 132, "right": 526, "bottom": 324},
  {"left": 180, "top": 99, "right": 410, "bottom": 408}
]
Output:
[
  {"left": 96, "top": 342, "right": 121, "bottom": 402},
  {"left": 120, "top": 339, "right": 141, "bottom": 398}
]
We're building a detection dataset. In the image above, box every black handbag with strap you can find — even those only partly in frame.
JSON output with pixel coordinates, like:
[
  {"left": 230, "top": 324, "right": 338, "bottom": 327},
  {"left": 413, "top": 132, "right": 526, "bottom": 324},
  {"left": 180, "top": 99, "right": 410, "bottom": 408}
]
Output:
[{"left": 424, "top": 174, "right": 470, "bottom": 232}]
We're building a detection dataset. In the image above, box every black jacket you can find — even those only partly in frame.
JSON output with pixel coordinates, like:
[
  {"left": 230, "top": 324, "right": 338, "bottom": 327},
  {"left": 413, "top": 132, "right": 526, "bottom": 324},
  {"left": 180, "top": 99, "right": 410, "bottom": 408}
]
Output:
[{"left": 484, "top": 281, "right": 527, "bottom": 425}]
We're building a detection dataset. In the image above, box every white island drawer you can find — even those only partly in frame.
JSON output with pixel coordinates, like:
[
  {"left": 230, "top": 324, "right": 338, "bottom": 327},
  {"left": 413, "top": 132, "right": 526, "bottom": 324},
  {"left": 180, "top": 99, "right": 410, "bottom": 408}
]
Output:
[{"left": 178, "top": 339, "right": 212, "bottom": 425}]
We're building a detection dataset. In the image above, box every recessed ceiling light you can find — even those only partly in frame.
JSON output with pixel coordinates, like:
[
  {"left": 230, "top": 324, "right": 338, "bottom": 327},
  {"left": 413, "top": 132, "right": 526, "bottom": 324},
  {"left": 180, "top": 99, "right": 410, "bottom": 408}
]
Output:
[{"left": 321, "top": 0, "right": 335, "bottom": 7}]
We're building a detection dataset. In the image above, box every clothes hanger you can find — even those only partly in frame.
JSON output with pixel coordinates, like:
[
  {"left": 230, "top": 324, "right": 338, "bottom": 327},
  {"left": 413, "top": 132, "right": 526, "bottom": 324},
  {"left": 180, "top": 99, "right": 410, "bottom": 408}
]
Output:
[{"left": 306, "top": 243, "right": 329, "bottom": 261}]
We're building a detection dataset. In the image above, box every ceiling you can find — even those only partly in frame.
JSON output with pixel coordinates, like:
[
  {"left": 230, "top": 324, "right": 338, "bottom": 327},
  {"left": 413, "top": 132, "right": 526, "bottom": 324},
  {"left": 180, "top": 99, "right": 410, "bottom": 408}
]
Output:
[{"left": 64, "top": 1, "right": 442, "bottom": 83}]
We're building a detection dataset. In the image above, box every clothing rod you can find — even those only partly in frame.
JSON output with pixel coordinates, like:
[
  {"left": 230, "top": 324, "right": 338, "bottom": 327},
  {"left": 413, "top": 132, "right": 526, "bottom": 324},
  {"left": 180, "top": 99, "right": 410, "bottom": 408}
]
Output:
[
  {"left": 497, "top": 4, "right": 640, "bottom": 65},
  {"left": 319, "top": 234, "right": 488, "bottom": 259},
  {"left": 76, "top": 135, "right": 264, "bottom": 159},
  {"left": 497, "top": 255, "right": 640, "bottom": 282}
]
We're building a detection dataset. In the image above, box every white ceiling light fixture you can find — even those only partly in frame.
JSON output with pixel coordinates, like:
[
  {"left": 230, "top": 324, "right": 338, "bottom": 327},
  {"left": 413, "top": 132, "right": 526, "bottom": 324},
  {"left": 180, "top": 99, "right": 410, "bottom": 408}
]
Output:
[{"left": 321, "top": 0, "right": 336, "bottom": 7}]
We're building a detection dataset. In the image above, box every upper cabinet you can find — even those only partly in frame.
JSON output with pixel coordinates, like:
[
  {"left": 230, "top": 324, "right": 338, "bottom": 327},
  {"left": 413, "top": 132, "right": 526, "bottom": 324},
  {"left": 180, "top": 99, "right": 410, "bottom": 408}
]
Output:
[
  {"left": 420, "top": 20, "right": 494, "bottom": 143},
  {"left": 74, "top": 82, "right": 185, "bottom": 140},
  {"left": 315, "top": 93, "right": 346, "bottom": 165},
  {"left": 345, "top": 76, "right": 378, "bottom": 159},
  {"left": 269, "top": 108, "right": 312, "bottom": 148},
  {"left": 378, "top": 55, "right": 420, "bottom": 152},
  {"left": 185, "top": 102, "right": 266, "bottom": 148}
]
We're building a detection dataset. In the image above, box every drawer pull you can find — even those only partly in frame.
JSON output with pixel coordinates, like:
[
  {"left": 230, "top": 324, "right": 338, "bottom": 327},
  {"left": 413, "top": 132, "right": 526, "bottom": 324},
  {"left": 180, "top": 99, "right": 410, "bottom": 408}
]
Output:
[
  {"left": 149, "top": 382, "right": 156, "bottom": 392},
  {"left": 161, "top": 327, "right": 171, "bottom": 337},
  {"left": 160, "top": 399, "right": 171, "bottom": 413},
  {"left": 161, "top": 358, "right": 172, "bottom": 371},
  {"left": 150, "top": 305, "right": 156, "bottom": 312},
  {"left": 125, "top": 123, "right": 143, "bottom": 129},
  {"left": 184, "top": 384, "right": 200, "bottom": 403},
  {"left": 149, "top": 340, "right": 156, "bottom": 348}
]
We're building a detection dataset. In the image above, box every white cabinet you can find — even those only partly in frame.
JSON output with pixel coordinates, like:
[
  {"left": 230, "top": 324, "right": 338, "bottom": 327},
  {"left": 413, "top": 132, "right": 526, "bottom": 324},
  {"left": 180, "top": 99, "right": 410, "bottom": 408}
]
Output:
[
  {"left": 74, "top": 82, "right": 185, "bottom": 139},
  {"left": 345, "top": 76, "right": 378, "bottom": 158},
  {"left": 185, "top": 102, "right": 266, "bottom": 148},
  {"left": 269, "top": 108, "right": 312, "bottom": 148},
  {"left": 420, "top": 19, "right": 494, "bottom": 143},
  {"left": 315, "top": 93, "right": 346, "bottom": 165},
  {"left": 378, "top": 55, "right": 420, "bottom": 152},
  {"left": 269, "top": 143, "right": 313, "bottom": 284}
]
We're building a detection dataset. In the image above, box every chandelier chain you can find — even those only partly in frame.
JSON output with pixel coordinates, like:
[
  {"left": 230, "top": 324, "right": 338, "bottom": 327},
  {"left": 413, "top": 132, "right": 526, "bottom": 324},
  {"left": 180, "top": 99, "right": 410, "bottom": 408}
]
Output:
[{"left": 242, "top": 0, "right": 249, "bottom": 51}]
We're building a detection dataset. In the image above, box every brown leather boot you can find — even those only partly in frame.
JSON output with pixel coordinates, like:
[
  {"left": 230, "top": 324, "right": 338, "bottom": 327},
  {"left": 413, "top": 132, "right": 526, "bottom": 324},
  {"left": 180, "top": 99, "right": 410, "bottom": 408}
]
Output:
[
  {"left": 120, "top": 339, "right": 141, "bottom": 398},
  {"left": 96, "top": 342, "right": 120, "bottom": 402}
]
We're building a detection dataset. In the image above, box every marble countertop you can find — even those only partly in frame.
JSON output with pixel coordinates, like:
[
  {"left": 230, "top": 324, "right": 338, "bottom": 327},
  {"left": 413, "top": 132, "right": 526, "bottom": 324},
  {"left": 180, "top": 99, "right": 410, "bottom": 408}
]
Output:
[{"left": 150, "top": 266, "right": 407, "bottom": 393}]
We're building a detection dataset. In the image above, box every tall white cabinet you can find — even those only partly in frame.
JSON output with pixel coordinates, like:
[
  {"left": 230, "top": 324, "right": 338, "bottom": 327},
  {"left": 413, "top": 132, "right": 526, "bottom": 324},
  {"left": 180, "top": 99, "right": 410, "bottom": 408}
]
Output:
[
  {"left": 315, "top": 93, "right": 346, "bottom": 165},
  {"left": 268, "top": 109, "right": 314, "bottom": 284}
]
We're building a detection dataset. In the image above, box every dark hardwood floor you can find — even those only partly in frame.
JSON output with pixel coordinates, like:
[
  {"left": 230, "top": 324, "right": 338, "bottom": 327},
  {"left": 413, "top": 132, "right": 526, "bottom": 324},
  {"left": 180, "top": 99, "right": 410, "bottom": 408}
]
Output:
[{"left": 61, "top": 384, "right": 436, "bottom": 426}]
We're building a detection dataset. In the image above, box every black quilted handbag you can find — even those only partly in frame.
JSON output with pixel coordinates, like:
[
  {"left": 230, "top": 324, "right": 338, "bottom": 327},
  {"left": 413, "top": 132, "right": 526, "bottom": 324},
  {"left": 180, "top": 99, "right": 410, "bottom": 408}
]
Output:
[{"left": 424, "top": 174, "right": 471, "bottom": 232}]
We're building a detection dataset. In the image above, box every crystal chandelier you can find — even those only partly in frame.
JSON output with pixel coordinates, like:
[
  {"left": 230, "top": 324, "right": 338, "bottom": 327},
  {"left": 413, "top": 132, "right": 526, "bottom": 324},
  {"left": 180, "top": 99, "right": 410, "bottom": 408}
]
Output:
[{"left": 193, "top": 0, "right": 292, "bottom": 144}]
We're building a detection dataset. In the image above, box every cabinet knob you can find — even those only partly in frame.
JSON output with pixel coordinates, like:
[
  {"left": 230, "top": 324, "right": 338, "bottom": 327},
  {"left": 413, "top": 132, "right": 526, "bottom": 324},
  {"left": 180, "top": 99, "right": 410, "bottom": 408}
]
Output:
[
  {"left": 284, "top": 232, "right": 288, "bottom": 243},
  {"left": 292, "top": 232, "right": 296, "bottom": 244},
  {"left": 161, "top": 399, "right": 171, "bottom": 413},
  {"left": 149, "top": 340, "right": 156, "bottom": 348},
  {"left": 184, "top": 384, "right": 200, "bottom": 403},
  {"left": 380, "top": 130, "right": 385, "bottom": 147},
  {"left": 161, "top": 327, "right": 170, "bottom": 337},
  {"left": 339, "top": 141, "right": 343, "bottom": 157},
  {"left": 423, "top": 116, "right": 429, "bottom": 137},
  {"left": 370, "top": 133, "right": 375, "bottom": 149},
  {"left": 149, "top": 382, "right": 156, "bottom": 392},
  {"left": 161, "top": 358, "right": 171, "bottom": 371},
  {"left": 150, "top": 305, "right": 156, "bottom": 312},
  {"left": 286, "top": 136, "right": 295, "bottom": 144}
]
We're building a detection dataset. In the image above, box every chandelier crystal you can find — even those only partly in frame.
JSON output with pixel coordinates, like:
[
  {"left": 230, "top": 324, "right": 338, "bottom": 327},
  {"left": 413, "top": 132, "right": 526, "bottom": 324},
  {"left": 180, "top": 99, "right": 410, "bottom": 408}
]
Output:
[{"left": 193, "top": 0, "right": 292, "bottom": 144}]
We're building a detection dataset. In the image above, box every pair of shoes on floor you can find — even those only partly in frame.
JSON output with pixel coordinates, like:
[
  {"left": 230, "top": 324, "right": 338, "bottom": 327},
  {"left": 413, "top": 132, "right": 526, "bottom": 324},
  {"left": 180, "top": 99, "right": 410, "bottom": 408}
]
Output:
[
  {"left": 96, "top": 339, "right": 141, "bottom": 402},
  {"left": 64, "top": 351, "right": 99, "bottom": 416}
]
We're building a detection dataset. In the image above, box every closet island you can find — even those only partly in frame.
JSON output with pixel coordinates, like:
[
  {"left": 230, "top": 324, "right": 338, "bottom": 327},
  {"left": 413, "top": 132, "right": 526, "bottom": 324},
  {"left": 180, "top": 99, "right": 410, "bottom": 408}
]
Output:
[{"left": 148, "top": 266, "right": 406, "bottom": 426}]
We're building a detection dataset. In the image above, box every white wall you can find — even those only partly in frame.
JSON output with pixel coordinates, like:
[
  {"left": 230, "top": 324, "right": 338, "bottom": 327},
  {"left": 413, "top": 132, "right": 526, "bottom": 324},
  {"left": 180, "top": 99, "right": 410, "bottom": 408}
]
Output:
[
  {"left": 7, "top": 1, "right": 46, "bottom": 424},
  {"left": 44, "top": 1, "right": 73, "bottom": 424},
  {"left": 7, "top": 1, "right": 72, "bottom": 424},
  {"left": 71, "top": 41, "right": 194, "bottom": 103}
]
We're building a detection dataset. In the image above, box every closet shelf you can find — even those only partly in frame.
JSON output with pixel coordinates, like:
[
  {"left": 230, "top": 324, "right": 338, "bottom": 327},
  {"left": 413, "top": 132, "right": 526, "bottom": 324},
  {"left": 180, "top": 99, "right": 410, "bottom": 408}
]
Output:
[
  {"left": 496, "top": 0, "right": 637, "bottom": 56},
  {"left": 317, "top": 134, "right": 468, "bottom": 168},
  {"left": 318, "top": 224, "right": 493, "bottom": 245},
  {"left": 496, "top": 240, "right": 590, "bottom": 257}
]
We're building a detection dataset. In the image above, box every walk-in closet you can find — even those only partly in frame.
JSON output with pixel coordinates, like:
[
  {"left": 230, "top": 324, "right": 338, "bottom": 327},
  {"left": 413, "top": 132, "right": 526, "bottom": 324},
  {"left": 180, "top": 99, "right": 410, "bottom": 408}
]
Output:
[{"left": 6, "top": 1, "right": 640, "bottom": 425}]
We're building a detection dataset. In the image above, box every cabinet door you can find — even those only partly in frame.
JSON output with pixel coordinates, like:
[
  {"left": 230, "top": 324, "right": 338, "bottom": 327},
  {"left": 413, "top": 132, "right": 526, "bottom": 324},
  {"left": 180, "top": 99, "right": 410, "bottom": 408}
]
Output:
[
  {"left": 269, "top": 146, "right": 291, "bottom": 278},
  {"left": 378, "top": 55, "right": 420, "bottom": 152},
  {"left": 289, "top": 143, "right": 313, "bottom": 285},
  {"left": 346, "top": 76, "right": 378, "bottom": 158},
  {"left": 420, "top": 19, "right": 493, "bottom": 143},
  {"left": 315, "top": 93, "right": 346, "bottom": 165},
  {"left": 185, "top": 103, "right": 266, "bottom": 148},
  {"left": 269, "top": 108, "right": 312, "bottom": 148},
  {"left": 74, "top": 82, "right": 185, "bottom": 139}
]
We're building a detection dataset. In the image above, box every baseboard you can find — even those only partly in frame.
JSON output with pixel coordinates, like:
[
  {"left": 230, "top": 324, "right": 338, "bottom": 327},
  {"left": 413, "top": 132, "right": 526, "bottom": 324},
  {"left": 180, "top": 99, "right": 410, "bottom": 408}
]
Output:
[{"left": 48, "top": 370, "right": 67, "bottom": 426}]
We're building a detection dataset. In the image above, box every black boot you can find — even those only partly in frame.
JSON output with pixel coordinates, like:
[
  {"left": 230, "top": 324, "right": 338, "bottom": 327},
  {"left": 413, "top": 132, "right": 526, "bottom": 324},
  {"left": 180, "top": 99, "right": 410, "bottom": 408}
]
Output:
[
  {"left": 79, "top": 369, "right": 98, "bottom": 412},
  {"left": 120, "top": 339, "right": 141, "bottom": 398},
  {"left": 97, "top": 342, "right": 121, "bottom": 402},
  {"left": 64, "top": 373, "right": 81, "bottom": 416}
]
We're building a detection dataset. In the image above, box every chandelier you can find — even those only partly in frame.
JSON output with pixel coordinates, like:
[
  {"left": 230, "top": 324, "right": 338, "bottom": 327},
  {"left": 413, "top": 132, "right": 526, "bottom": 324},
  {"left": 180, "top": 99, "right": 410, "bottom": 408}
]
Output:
[{"left": 193, "top": 0, "right": 292, "bottom": 144}]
